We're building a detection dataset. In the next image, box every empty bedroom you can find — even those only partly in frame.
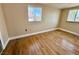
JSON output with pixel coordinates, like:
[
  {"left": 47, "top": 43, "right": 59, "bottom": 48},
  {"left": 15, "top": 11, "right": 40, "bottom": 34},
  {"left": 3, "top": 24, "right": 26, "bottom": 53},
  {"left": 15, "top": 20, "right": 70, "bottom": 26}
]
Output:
[{"left": 0, "top": 3, "right": 79, "bottom": 55}]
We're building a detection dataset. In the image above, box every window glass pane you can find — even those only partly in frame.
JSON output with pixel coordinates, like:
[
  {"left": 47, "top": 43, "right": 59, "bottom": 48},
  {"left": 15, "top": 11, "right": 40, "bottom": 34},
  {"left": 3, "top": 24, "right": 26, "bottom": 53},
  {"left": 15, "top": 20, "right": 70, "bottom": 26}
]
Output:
[
  {"left": 33, "top": 8, "right": 42, "bottom": 21},
  {"left": 75, "top": 10, "right": 79, "bottom": 22},
  {"left": 67, "top": 10, "right": 77, "bottom": 22},
  {"left": 28, "top": 6, "right": 42, "bottom": 22},
  {"left": 28, "top": 6, "right": 34, "bottom": 22}
]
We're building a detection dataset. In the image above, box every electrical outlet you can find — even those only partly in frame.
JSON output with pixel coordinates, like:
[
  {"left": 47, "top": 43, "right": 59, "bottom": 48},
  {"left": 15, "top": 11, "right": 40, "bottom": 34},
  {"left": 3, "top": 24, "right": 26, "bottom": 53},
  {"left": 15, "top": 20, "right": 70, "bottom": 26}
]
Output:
[{"left": 25, "top": 29, "right": 27, "bottom": 31}]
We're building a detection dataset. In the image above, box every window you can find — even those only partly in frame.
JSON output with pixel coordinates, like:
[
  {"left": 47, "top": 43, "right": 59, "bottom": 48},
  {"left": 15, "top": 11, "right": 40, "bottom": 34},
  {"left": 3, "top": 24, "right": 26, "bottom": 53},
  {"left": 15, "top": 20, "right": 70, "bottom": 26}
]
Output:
[
  {"left": 28, "top": 6, "right": 42, "bottom": 22},
  {"left": 75, "top": 10, "right": 79, "bottom": 22},
  {"left": 67, "top": 9, "right": 79, "bottom": 22}
]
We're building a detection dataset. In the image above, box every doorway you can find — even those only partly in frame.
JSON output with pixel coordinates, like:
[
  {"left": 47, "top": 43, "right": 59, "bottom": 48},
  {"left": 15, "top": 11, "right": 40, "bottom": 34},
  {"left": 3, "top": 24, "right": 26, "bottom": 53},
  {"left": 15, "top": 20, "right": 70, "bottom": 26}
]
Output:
[{"left": 0, "top": 32, "right": 3, "bottom": 53}]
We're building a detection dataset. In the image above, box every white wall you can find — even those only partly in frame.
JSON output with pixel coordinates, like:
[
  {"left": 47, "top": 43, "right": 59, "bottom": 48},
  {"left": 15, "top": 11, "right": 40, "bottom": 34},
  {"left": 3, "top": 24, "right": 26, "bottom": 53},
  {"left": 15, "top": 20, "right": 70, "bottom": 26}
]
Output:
[{"left": 2, "top": 3, "right": 60, "bottom": 38}]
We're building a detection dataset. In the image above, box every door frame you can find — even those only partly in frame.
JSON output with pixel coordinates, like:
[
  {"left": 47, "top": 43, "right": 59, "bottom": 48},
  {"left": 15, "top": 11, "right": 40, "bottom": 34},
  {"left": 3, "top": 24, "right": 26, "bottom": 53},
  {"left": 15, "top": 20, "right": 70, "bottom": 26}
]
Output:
[{"left": 0, "top": 31, "right": 4, "bottom": 49}]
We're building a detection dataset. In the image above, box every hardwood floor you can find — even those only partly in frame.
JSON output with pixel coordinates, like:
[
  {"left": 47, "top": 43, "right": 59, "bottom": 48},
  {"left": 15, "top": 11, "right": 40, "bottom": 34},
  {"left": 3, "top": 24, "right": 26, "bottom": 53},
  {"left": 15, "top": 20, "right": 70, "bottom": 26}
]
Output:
[{"left": 1, "top": 30, "right": 79, "bottom": 55}]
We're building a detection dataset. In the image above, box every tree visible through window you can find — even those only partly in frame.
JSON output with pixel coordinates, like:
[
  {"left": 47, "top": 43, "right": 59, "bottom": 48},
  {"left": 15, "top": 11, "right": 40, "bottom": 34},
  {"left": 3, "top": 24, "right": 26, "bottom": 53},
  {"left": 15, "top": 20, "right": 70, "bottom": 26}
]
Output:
[
  {"left": 75, "top": 10, "right": 79, "bottom": 22},
  {"left": 67, "top": 9, "right": 79, "bottom": 22},
  {"left": 28, "top": 6, "right": 42, "bottom": 22}
]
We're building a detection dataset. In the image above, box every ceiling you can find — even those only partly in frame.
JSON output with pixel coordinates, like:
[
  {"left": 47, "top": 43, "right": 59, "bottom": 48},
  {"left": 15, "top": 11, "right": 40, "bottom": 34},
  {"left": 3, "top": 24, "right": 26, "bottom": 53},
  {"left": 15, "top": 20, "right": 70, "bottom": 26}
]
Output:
[{"left": 45, "top": 3, "right": 79, "bottom": 9}]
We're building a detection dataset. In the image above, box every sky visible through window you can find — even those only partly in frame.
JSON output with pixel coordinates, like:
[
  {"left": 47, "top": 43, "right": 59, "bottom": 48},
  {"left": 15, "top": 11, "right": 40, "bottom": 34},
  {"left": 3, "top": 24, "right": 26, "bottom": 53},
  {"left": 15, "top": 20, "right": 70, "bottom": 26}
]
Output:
[
  {"left": 28, "top": 6, "right": 42, "bottom": 22},
  {"left": 33, "top": 8, "right": 41, "bottom": 16}
]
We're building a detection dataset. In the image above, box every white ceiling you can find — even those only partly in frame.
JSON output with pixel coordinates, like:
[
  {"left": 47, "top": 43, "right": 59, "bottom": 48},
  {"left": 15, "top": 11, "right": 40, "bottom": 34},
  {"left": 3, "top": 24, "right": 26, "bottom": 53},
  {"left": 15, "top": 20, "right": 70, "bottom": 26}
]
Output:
[{"left": 44, "top": 3, "right": 79, "bottom": 9}]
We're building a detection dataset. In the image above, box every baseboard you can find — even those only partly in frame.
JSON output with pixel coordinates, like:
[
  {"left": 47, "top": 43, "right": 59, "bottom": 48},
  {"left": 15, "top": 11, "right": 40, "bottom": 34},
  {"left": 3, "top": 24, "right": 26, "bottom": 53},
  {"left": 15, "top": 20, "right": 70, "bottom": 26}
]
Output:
[
  {"left": 3, "top": 39, "right": 9, "bottom": 49},
  {"left": 8, "top": 28, "right": 79, "bottom": 41},
  {"left": 8, "top": 28, "right": 58, "bottom": 41},
  {"left": 58, "top": 28, "right": 79, "bottom": 36}
]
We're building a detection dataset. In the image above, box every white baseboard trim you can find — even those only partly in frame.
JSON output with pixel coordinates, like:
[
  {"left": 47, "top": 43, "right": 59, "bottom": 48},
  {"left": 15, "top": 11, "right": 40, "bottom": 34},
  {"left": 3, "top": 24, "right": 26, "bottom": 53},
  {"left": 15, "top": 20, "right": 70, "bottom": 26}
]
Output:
[
  {"left": 58, "top": 28, "right": 79, "bottom": 36},
  {"left": 8, "top": 28, "right": 58, "bottom": 41},
  {"left": 3, "top": 39, "right": 9, "bottom": 49}
]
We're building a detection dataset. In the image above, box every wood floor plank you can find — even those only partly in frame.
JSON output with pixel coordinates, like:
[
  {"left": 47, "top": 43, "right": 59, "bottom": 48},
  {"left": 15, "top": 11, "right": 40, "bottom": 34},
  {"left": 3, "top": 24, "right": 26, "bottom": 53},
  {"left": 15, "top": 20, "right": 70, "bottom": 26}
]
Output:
[{"left": 1, "top": 30, "right": 79, "bottom": 55}]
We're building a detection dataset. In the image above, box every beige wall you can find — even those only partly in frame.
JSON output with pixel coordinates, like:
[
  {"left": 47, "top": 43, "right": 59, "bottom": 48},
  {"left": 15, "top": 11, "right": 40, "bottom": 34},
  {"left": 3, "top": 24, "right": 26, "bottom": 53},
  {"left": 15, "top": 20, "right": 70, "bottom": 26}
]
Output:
[
  {"left": 2, "top": 3, "right": 60, "bottom": 37},
  {"left": 0, "top": 4, "right": 8, "bottom": 48},
  {"left": 59, "top": 9, "right": 79, "bottom": 34}
]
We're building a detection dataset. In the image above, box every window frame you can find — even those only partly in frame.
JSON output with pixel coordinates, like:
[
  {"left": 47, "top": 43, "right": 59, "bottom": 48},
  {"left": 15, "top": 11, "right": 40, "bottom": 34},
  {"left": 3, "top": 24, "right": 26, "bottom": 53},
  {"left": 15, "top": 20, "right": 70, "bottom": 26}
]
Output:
[
  {"left": 67, "top": 9, "right": 79, "bottom": 23},
  {"left": 28, "top": 5, "right": 42, "bottom": 22}
]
